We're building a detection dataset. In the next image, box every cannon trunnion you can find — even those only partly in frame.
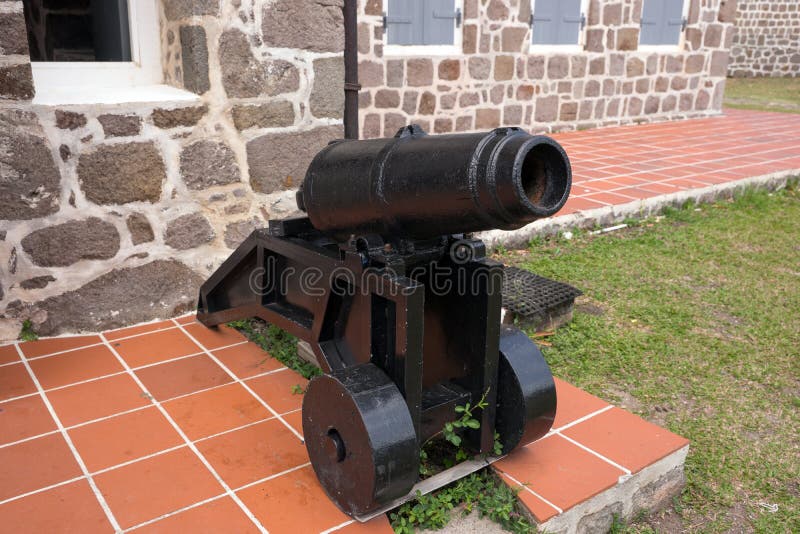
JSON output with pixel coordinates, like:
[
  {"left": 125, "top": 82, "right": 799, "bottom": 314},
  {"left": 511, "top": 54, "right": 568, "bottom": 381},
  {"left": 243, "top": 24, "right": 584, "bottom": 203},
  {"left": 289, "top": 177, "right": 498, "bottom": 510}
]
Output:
[{"left": 197, "top": 126, "right": 571, "bottom": 517}]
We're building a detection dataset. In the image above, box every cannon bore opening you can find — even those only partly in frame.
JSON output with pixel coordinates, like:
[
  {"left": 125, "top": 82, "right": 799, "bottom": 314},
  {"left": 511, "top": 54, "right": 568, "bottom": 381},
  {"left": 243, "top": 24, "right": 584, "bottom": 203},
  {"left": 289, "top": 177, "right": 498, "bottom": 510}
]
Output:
[{"left": 519, "top": 140, "right": 571, "bottom": 217}]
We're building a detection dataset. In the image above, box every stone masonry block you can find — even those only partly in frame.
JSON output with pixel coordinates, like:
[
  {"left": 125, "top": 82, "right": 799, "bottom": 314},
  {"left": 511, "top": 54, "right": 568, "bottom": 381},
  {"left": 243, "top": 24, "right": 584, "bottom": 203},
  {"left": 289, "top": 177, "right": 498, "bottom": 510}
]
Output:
[
  {"left": 262, "top": 0, "right": 344, "bottom": 53},
  {"left": 180, "top": 25, "right": 210, "bottom": 95}
]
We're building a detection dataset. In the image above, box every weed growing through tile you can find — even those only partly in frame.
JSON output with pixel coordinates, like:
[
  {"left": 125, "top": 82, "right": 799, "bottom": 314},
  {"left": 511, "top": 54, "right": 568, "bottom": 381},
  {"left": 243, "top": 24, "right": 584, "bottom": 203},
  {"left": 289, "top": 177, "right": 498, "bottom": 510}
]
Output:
[
  {"left": 227, "top": 319, "right": 321, "bottom": 379},
  {"left": 418, "top": 389, "right": 504, "bottom": 477},
  {"left": 390, "top": 470, "right": 534, "bottom": 534},
  {"left": 496, "top": 181, "right": 800, "bottom": 533},
  {"left": 18, "top": 319, "right": 38, "bottom": 342}
]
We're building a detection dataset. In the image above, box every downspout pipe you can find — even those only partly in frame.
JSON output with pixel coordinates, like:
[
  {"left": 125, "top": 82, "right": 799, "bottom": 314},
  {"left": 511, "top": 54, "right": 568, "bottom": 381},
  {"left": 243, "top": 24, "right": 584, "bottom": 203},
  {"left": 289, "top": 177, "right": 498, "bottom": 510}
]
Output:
[{"left": 343, "top": 0, "right": 360, "bottom": 139}]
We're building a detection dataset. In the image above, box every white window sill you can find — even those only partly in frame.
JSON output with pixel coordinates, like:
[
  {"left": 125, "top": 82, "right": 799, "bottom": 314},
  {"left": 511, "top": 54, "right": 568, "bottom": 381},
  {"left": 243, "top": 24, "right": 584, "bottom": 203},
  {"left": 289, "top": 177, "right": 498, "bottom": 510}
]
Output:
[
  {"left": 638, "top": 44, "right": 682, "bottom": 52},
  {"left": 32, "top": 84, "right": 201, "bottom": 106},
  {"left": 384, "top": 44, "right": 461, "bottom": 57},
  {"left": 529, "top": 44, "right": 584, "bottom": 53}
]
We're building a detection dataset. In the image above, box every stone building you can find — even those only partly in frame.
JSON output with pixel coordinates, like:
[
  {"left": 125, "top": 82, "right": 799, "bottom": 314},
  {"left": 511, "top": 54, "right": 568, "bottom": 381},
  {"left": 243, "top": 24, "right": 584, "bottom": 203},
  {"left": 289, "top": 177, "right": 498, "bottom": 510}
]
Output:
[
  {"left": 728, "top": 0, "right": 800, "bottom": 77},
  {"left": 0, "top": 0, "right": 736, "bottom": 337}
]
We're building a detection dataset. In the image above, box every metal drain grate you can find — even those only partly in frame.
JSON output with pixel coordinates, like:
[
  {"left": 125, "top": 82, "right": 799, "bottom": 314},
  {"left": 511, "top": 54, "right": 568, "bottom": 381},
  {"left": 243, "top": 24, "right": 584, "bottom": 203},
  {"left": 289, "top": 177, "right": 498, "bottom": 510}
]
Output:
[{"left": 502, "top": 266, "right": 583, "bottom": 318}]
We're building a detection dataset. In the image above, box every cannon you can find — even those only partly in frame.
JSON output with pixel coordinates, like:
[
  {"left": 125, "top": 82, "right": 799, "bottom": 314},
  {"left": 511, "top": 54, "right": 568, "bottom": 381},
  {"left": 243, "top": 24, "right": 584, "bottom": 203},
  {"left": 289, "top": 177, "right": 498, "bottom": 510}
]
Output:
[{"left": 197, "top": 125, "right": 572, "bottom": 517}]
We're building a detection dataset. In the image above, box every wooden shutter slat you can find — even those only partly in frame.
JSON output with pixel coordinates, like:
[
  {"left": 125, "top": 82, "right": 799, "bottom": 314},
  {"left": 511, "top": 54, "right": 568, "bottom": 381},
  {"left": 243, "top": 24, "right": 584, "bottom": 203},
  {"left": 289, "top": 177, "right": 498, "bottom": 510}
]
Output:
[{"left": 424, "top": 0, "right": 456, "bottom": 45}]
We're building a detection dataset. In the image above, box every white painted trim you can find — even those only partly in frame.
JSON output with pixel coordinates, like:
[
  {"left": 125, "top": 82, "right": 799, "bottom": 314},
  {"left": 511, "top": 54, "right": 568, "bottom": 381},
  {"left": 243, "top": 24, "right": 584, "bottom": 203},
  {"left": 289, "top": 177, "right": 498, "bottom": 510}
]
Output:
[
  {"left": 638, "top": 0, "right": 691, "bottom": 48},
  {"left": 31, "top": 0, "right": 164, "bottom": 100},
  {"left": 382, "top": 0, "right": 464, "bottom": 57},
  {"left": 638, "top": 44, "right": 683, "bottom": 52},
  {"left": 529, "top": 0, "right": 591, "bottom": 48},
  {"left": 32, "top": 84, "right": 200, "bottom": 106}
]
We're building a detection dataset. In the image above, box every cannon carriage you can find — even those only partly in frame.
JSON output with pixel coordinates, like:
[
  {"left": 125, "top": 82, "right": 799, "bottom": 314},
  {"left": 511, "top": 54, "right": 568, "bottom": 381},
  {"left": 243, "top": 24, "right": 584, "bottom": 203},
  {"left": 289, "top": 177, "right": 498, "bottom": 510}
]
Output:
[{"left": 197, "top": 124, "right": 572, "bottom": 517}]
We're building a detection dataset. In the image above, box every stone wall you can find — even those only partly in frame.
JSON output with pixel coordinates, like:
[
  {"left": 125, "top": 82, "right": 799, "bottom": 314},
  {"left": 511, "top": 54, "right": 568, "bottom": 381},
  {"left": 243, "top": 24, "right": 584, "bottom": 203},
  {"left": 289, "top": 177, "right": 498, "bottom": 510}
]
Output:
[
  {"left": 0, "top": 0, "right": 344, "bottom": 338},
  {"left": 357, "top": 0, "right": 735, "bottom": 136},
  {"left": 0, "top": 0, "right": 735, "bottom": 338},
  {"left": 728, "top": 0, "right": 800, "bottom": 77}
]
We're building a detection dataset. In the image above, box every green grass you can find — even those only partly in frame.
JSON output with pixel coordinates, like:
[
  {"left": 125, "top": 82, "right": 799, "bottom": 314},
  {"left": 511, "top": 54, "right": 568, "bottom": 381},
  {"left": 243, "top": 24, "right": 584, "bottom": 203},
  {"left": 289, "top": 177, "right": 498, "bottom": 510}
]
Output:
[
  {"left": 497, "top": 183, "right": 800, "bottom": 532},
  {"left": 227, "top": 319, "right": 321, "bottom": 379},
  {"left": 724, "top": 77, "right": 800, "bottom": 114}
]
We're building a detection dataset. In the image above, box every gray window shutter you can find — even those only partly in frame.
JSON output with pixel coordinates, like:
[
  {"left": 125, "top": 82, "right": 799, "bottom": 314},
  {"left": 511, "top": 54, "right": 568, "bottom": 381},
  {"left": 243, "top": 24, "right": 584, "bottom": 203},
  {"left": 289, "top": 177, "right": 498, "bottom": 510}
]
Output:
[
  {"left": 641, "top": 0, "right": 685, "bottom": 45},
  {"left": 662, "top": 0, "right": 685, "bottom": 44},
  {"left": 386, "top": 0, "right": 421, "bottom": 46},
  {"left": 424, "top": 0, "right": 457, "bottom": 45},
  {"left": 556, "top": 0, "right": 583, "bottom": 45},
  {"left": 531, "top": 0, "right": 559, "bottom": 45},
  {"left": 532, "top": 0, "right": 583, "bottom": 45}
]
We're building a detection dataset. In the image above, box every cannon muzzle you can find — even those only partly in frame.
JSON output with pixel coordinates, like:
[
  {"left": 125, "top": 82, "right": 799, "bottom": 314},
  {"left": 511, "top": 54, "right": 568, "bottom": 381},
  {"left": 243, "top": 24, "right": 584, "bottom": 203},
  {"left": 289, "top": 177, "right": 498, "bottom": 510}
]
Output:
[{"left": 298, "top": 125, "right": 571, "bottom": 240}]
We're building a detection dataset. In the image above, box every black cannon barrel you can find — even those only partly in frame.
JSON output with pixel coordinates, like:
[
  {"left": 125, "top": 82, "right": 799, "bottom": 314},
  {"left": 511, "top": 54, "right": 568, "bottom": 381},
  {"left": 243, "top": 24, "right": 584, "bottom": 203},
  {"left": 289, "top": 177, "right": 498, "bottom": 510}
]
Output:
[{"left": 298, "top": 125, "right": 572, "bottom": 240}]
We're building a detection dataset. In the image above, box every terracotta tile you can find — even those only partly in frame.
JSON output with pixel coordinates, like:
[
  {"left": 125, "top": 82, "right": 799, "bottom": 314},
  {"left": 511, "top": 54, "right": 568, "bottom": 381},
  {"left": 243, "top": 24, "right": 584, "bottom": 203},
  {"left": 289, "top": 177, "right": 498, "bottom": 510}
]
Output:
[
  {"left": 68, "top": 406, "right": 184, "bottom": 472},
  {"left": 163, "top": 383, "right": 273, "bottom": 441},
  {"left": 496, "top": 471, "right": 559, "bottom": 523},
  {"left": 111, "top": 328, "right": 199, "bottom": 368},
  {"left": 134, "top": 355, "right": 231, "bottom": 401},
  {"left": 335, "top": 516, "right": 396, "bottom": 533},
  {"left": 0, "top": 362, "right": 36, "bottom": 401},
  {"left": 583, "top": 191, "right": 638, "bottom": 205},
  {"left": 561, "top": 407, "right": 689, "bottom": 473},
  {"left": 18, "top": 335, "right": 102, "bottom": 359},
  {"left": 94, "top": 447, "right": 224, "bottom": 529},
  {"left": 563, "top": 196, "right": 605, "bottom": 212},
  {"left": 494, "top": 434, "right": 623, "bottom": 512},
  {"left": 47, "top": 373, "right": 150, "bottom": 427},
  {"left": 176, "top": 314, "right": 198, "bottom": 325},
  {"left": 0, "top": 343, "right": 19, "bottom": 365},
  {"left": 613, "top": 187, "right": 658, "bottom": 200},
  {"left": 105, "top": 320, "right": 176, "bottom": 342},
  {"left": 236, "top": 464, "right": 350, "bottom": 533},
  {"left": 245, "top": 369, "right": 308, "bottom": 414},
  {"left": 0, "top": 479, "right": 114, "bottom": 533},
  {"left": 282, "top": 409, "right": 304, "bottom": 438},
  {"left": 638, "top": 182, "right": 681, "bottom": 194},
  {"left": 29, "top": 344, "right": 124, "bottom": 390},
  {"left": 213, "top": 342, "right": 284, "bottom": 379},
  {"left": 0, "top": 395, "right": 57, "bottom": 446},
  {"left": 135, "top": 497, "right": 261, "bottom": 534},
  {"left": 552, "top": 377, "right": 610, "bottom": 429},
  {"left": 183, "top": 323, "right": 247, "bottom": 350},
  {"left": 198, "top": 418, "right": 307, "bottom": 489},
  {"left": 0, "top": 433, "right": 82, "bottom": 500}
]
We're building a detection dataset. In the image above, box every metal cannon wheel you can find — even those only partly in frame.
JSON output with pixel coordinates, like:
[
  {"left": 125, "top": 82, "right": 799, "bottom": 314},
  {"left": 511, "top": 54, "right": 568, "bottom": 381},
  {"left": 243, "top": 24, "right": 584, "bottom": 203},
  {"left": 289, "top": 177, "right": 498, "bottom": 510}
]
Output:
[
  {"left": 302, "top": 363, "right": 419, "bottom": 516},
  {"left": 494, "top": 325, "right": 557, "bottom": 454}
]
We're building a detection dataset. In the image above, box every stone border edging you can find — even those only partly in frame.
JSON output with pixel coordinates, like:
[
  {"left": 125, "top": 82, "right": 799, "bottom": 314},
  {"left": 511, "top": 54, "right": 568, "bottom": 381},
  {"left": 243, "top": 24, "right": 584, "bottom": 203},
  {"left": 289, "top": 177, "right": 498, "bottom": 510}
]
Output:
[
  {"left": 479, "top": 170, "right": 799, "bottom": 249},
  {"left": 536, "top": 445, "right": 690, "bottom": 534}
]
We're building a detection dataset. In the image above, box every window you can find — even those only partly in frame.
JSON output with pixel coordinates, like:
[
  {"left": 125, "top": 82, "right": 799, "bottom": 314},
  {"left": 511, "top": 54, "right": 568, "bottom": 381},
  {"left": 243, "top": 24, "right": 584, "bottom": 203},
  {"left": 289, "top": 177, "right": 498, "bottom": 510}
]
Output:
[
  {"left": 384, "top": 0, "right": 463, "bottom": 55},
  {"left": 24, "top": 0, "right": 131, "bottom": 62},
  {"left": 640, "top": 0, "right": 687, "bottom": 46},
  {"left": 530, "top": 0, "right": 587, "bottom": 47},
  {"left": 21, "top": 0, "right": 192, "bottom": 104}
]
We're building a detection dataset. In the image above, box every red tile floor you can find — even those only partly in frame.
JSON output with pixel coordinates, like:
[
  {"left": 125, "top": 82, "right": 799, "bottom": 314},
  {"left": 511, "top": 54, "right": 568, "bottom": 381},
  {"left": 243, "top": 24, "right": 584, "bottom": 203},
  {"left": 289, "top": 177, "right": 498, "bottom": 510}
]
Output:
[
  {"left": 0, "top": 316, "right": 688, "bottom": 533},
  {"left": 2, "top": 109, "right": 798, "bottom": 532},
  {"left": 555, "top": 109, "right": 800, "bottom": 214},
  {"left": 0, "top": 319, "right": 390, "bottom": 533}
]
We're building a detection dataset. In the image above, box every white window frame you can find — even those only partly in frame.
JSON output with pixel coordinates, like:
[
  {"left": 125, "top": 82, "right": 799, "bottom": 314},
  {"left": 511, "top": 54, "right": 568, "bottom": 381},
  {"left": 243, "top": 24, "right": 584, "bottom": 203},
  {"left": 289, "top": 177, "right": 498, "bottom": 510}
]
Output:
[
  {"left": 383, "top": 0, "right": 464, "bottom": 57},
  {"left": 638, "top": 0, "right": 690, "bottom": 52},
  {"left": 528, "top": 0, "right": 591, "bottom": 53},
  {"left": 30, "top": 0, "right": 194, "bottom": 105}
]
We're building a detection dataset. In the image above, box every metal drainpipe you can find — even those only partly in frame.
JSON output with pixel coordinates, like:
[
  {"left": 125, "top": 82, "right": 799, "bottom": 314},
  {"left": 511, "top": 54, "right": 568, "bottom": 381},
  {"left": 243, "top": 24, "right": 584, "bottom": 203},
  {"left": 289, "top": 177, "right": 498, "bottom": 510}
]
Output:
[{"left": 343, "top": 0, "right": 360, "bottom": 140}]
